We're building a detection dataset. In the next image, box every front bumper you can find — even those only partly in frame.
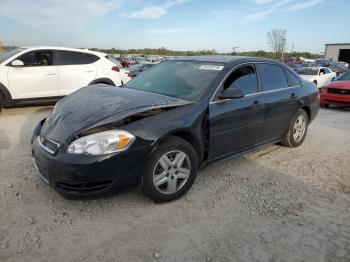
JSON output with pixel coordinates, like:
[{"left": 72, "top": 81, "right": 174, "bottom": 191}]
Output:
[
  {"left": 320, "top": 93, "right": 350, "bottom": 107},
  {"left": 31, "top": 125, "right": 152, "bottom": 199}
]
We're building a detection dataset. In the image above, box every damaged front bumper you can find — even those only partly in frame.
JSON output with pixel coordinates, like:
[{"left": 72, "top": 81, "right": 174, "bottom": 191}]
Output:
[{"left": 31, "top": 121, "right": 151, "bottom": 199}]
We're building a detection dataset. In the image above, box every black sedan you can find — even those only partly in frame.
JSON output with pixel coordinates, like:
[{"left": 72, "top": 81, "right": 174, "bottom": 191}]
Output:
[{"left": 32, "top": 56, "right": 319, "bottom": 202}]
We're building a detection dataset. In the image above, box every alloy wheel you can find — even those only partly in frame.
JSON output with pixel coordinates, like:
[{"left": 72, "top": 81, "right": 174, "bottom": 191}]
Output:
[
  {"left": 153, "top": 150, "right": 191, "bottom": 194},
  {"left": 293, "top": 115, "right": 306, "bottom": 142}
]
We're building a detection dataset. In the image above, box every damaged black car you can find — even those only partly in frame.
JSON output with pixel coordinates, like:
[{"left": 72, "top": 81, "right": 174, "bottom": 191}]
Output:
[{"left": 32, "top": 56, "right": 319, "bottom": 202}]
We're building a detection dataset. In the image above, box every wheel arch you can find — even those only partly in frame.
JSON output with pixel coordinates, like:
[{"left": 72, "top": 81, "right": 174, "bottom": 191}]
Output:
[
  {"left": 301, "top": 105, "right": 311, "bottom": 122},
  {"left": 0, "top": 82, "right": 12, "bottom": 105},
  {"left": 88, "top": 78, "right": 116, "bottom": 86}
]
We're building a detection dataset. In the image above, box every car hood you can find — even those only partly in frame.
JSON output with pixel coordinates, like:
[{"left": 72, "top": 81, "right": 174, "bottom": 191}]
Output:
[
  {"left": 299, "top": 75, "right": 317, "bottom": 81},
  {"left": 40, "top": 84, "right": 191, "bottom": 144},
  {"left": 324, "top": 80, "right": 350, "bottom": 90}
]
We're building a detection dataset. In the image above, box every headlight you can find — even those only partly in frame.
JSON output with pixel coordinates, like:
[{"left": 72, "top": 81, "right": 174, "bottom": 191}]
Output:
[
  {"left": 319, "top": 87, "right": 327, "bottom": 93},
  {"left": 67, "top": 130, "right": 135, "bottom": 155}
]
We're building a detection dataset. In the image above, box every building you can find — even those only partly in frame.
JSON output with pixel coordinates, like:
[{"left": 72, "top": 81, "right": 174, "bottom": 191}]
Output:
[{"left": 324, "top": 43, "right": 350, "bottom": 63}]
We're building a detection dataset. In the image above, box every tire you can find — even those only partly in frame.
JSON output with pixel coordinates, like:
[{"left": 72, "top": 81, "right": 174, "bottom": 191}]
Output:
[
  {"left": 142, "top": 136, "right": 198, "bottom": 202},
  {"left": 281, "top": 109, "right": 309, "bottom": 147},
  {"left": 320, "top": 103, "right": 329, "bottom": 108},
  {"left": 0, "top": 97, "right": 3, "bottom": 113}
]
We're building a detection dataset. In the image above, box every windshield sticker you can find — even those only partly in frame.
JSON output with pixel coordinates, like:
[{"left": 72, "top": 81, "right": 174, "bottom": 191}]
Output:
[{"left": 199, "top": 65, "right": 224, "bottom": 71}]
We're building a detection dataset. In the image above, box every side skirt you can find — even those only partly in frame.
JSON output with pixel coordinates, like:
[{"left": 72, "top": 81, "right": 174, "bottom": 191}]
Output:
[
  {"left": 200, "top": 138, "right": 281, "bottom": 169},
  {"left": 5, "top": 96, "right": 64, "bottom": 107}
]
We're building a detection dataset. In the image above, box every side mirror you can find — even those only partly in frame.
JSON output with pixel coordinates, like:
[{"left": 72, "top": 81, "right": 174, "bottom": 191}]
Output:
[
  {"left": 11, "top": 60, "right": 24, "bottom": 67},
  {"left": 218, "top": 88, "right": 244, "bottom": 100}
]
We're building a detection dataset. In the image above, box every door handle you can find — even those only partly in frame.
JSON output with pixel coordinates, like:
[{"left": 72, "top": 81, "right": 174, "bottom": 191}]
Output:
[
  {"left": 45, "top": 72, "right": 56, "bottom": 76},
  {"left": 290, "top": 93, "right": 297, "bottom": 99}
]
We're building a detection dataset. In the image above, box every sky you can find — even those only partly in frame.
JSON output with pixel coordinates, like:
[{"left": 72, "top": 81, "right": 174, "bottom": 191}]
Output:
[{"left": 0, "top": 0, "right": 349, "bottom": 53}]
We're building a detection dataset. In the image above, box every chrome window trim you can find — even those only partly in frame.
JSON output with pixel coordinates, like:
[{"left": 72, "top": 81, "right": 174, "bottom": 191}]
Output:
[
  {"left": 209, "top": 61, "right": 300, "bottom": 104},
  {"left": 37, "top": 136, "right": 60, "bottom": 155}
]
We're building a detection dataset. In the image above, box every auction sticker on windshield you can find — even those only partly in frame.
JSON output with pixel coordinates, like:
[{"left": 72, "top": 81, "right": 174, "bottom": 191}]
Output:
[{"left": 199, "top": 65, "right": 224, "bottom": 71}]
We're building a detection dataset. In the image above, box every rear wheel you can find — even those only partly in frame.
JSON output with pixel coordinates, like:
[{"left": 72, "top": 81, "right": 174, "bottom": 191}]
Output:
[
  {"left": 0, "top": 97, "right": 3, "bottom": 113},
  {"left": 282, "top": 109, "right": 308, "bottom": 147},
  {"left": 142, "top": 136, "right": 198, "bottom": 202}
]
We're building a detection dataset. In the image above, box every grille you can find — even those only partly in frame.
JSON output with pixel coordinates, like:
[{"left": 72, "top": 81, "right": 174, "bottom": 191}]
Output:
[
  {"left": 57, "top": 181, "right": 113, "bottom": 193},
  {"left": 328, "top": 88, "right": 350, "bottom": 96},
  {"left": 38, "top": 136, "right": 60, "bottom": 154}
]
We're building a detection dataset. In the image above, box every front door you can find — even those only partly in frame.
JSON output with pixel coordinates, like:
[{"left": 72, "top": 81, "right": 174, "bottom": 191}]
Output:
[
  {"left": 7, "top": 50, "right": 59, "bottom": 99},
  {"left": 208, "top": 64, "right": 265, "bottom": 159}
]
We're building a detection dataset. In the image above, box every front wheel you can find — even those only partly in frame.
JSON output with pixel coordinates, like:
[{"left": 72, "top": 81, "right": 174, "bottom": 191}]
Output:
[
  {"left": 282, "top": 109, "right": 309, "bottom": 147},
  {"left": 142, "top": 136, "right": 198, "bottom": 202}
]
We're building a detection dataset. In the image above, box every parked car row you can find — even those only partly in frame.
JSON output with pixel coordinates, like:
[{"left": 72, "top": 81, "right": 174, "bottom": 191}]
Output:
[{"left": 0, "top": 46, "right": 131, "bottom": 111}]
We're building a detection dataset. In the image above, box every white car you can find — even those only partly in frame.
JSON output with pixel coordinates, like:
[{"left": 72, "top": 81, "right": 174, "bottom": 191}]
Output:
[
  {"left": 296, "top": 67, "right": 336, "bottom": 88},
  {"left": 0, "top": 46, "right": 131, "bottom": 111}
]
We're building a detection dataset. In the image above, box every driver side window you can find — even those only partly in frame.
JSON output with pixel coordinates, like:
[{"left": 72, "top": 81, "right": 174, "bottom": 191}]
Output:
[
  {"left": 223, "top": 65, "right": 257, "bottom": 95},
  {"left": 17, "top": 50, "right": 53, "bottom": 67}
]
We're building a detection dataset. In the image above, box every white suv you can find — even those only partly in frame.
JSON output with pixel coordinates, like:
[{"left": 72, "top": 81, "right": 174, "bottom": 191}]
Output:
[{"left": 0, "top": 46, "right": 131, "bottom": 111}]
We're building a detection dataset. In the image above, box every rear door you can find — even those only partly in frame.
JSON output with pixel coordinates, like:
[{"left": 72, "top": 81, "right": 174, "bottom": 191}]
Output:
[
  {"left": 57, "top": 50, "right": 98, "bottom": 96},
  {"left": 7, "top": 50, "right": 59, "bottom": 99},
  {"left": 257, "top": 63, "right": 300, "bottom": 141},
  {"left": 209, "top": 64, "right": 265, "bottom": 159}
]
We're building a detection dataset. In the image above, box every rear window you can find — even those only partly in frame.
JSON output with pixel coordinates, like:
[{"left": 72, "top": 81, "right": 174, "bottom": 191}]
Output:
[
  {"left": 258, "top": 64, "right": 289, "bottom": 91},
  {"left": 126, "top": 61, "right": 223, "bottom": 101},
  {"left": 285, "top": 70, "right": 301, "bottom": 87},
  {"left": 58, "top": 51, "right": 99, "bottom": 65},
  {"left": 296, "top": 68, "right": 318, "bottom": 75},
  {"left": 337, "top": 70, "right": 350, "bottom": 81}
]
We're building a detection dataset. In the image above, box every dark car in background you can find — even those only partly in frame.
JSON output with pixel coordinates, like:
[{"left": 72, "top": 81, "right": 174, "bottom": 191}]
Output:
[
  {"left": 32, "top": 56, "right": 319, "bottom": 202},
  {"left": 129, "top": 63, "right": 156, "bottom": 77}
]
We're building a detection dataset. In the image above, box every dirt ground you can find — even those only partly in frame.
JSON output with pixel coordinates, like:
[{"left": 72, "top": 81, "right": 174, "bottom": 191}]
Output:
[{"left": 0, "top": 106, "right": 349, "bottom": 262}]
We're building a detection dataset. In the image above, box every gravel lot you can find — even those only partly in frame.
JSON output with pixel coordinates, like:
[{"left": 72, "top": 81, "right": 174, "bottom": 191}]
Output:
[{"left": 0, "top": 106, "right": 349, "bottom": 262}]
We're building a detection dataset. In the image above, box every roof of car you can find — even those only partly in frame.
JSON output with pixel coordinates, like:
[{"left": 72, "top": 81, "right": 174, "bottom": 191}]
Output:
[
  {"left": 172, "top": 55, "right": 277, "bottom": 64},
  {"left": 21, "top": 46, "right": 106, "bottom": 56}
]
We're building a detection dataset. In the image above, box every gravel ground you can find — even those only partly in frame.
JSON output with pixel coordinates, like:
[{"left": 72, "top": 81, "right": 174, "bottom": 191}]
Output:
[{"left": 0, "top": 106, "right": 349, "bottom": 262}]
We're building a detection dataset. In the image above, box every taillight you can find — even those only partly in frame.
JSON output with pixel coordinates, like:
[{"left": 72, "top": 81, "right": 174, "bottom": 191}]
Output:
[{"left": 112, "top": 66, "right": 120, "bottom": 72}]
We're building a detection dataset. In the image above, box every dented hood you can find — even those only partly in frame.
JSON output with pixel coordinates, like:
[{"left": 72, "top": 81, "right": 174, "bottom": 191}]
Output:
[{"left": 40, "top": 84, "right": 191, "bottom": 144}]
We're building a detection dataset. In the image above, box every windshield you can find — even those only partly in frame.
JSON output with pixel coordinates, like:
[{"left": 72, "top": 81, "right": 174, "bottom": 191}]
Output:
[
  {"left": 296, "top": 68, "right": 318, "bottom": 75},
  {"left": 336, "top": 70, "right": 350, "bottom": 81},
  {"left": 0, "top": 48, "right": 26, "bottom": 64},
  {"left": 125, "top": 60, "right": 223, "bottom": 101}
]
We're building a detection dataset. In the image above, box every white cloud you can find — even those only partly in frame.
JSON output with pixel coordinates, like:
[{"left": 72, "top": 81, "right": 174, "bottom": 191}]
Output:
[
  {"left": 215, "top": 0, "right": 326, "bottom": 24},
  {"left": 0, "top": 0, "right": 127, "bottom": 31},
  {"left": 146, "top": 27, "right": 193, "bottom": 35},
  {"left": 128, "top": 6, "right": 167, "bottom": 19},
  {"left": 239, "top": 10, "right": 272, "bottom": 24},
  {"left": 126, "top": 0, "right": 190, "bottom": 19},
  {"left": 286, "top": 0, "right": 324, "bottom": 11}
]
